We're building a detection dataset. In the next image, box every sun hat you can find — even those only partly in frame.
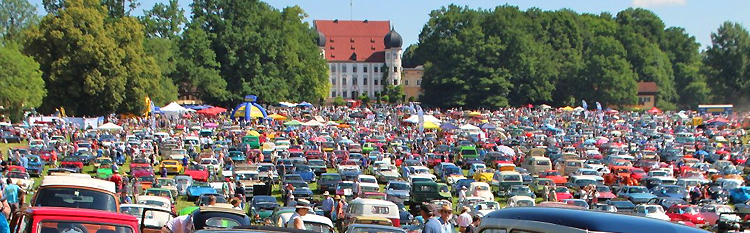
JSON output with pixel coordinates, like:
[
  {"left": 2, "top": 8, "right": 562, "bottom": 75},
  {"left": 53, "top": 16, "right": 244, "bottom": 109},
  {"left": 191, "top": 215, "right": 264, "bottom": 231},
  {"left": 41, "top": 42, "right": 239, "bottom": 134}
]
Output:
[{"left": 295, "top": 199, "right": 313, "bottom": 211}]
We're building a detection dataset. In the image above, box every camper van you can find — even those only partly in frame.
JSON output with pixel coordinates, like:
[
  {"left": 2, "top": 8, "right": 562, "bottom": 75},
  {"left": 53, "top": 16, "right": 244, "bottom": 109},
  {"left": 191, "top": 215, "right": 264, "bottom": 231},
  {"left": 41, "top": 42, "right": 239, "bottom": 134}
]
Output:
[{"left": 523, "top": 156, "right": 552, "bottom": 176}]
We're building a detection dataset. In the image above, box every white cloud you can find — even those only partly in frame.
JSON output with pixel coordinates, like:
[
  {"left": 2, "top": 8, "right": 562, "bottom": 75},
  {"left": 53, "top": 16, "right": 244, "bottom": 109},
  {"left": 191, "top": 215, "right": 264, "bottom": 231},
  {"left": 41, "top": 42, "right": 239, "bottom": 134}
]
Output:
[{"left": 632, "top": 0, "right": 686, "bottom": 7}]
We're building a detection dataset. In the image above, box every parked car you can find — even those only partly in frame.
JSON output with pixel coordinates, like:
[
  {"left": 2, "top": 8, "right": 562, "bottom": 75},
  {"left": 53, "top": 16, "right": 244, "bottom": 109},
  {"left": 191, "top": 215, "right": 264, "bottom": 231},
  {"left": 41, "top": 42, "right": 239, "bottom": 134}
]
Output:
[
  {"left": 618, "top": 186, "right": 658, "bottom": 204},
  {"left": 633, "top": 204, "right": 671, "bottom": 221}
]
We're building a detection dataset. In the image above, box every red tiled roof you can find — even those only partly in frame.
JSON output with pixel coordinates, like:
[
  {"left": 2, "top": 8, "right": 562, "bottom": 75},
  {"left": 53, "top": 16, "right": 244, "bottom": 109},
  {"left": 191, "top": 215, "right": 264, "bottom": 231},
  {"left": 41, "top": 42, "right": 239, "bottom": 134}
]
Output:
[
  {"left": 314, "top": 20, "right": 390, "bottom": 62},
  {"left": 637, "top": 82, "right": 659, "bottom": 93}
]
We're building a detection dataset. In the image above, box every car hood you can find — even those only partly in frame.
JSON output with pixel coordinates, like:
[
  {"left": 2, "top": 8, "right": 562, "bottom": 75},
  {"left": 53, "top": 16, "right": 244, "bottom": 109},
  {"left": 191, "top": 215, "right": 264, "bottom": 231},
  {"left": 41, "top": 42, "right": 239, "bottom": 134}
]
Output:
[
  {"left": 185, "top": 170, "right": 208, "bottom": 177},
  {"left": 630, "top": 193, "right": 657, "bottom": 198},
  {"left": 188, "top": 186, "right": 215, "bottom": 193}
]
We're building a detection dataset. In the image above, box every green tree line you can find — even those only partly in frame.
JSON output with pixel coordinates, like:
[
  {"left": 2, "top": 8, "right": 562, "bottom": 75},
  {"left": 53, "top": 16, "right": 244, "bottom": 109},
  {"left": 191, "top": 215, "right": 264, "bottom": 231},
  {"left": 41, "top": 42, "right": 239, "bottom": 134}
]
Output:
[
  {"left": 0, "top": 0, "right": 329, "bottom": 117},
  {"left": 406, "top": 5, "right": 746, "bottom": 110}
]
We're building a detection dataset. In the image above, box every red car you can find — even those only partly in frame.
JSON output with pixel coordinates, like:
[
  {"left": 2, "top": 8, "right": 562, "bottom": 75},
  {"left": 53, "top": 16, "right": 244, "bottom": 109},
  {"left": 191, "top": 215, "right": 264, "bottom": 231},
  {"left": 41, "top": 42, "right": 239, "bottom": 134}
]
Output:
[
  {"left": 131, "top": 166, "right": 155, "bottom": 178},
  {"left": 486, "top": 152, "right": 514, "bottom": 168},
  {"left": 595, "top": 185, "right": 616, "bottom": 201},
  {"left": 38, "top": 150, "right": 55, "bottom": 162},
  {"left": 304, "top": 150, "right": 322, "bottom": 160},
  {"left": 11, "top": 207, "right": 140, "bottom": 233},
  {"left": 184, "top": 164, "right": 209, "bottom": 182},
  {"left": 59, "top": 156, "right": 84, "bottom": 172},
  {"left": 130, "top": 158, "right": 151, "bottom": 171},
  {"left": 540, "top": 170, "right": 568, "bottom": 184},
  {"left": 629, "top": 168, "right": 647, "bottom": 181},
  {"left": 555, "top": 186, "right": 574, "bottom": 201},
  {"left": 666, "top": 204, "right": 706, "bottom": 225},
  {"left": 427, "top": 153, "right": 445, "bottom": 167}
]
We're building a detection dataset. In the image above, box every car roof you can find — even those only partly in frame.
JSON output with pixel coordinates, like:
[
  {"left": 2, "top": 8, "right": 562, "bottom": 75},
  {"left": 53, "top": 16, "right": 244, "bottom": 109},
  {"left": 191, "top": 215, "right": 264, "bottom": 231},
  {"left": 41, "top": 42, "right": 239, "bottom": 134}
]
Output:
[
  {"left": 26, "top": 207, "right": 138, "bottom": 222},
  {"left": 481, "top": 207, "right": 707, "bottom": 233},
  {"left": 41, "top": 175, "right": 116, "bottom": 193}
]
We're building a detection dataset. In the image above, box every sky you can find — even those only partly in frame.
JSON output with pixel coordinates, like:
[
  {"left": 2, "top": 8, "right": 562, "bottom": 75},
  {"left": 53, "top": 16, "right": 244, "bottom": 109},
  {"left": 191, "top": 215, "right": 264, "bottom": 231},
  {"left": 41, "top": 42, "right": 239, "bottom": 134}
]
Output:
[{"left": 28, "top": 0, "right": 750, "bottom": 49}]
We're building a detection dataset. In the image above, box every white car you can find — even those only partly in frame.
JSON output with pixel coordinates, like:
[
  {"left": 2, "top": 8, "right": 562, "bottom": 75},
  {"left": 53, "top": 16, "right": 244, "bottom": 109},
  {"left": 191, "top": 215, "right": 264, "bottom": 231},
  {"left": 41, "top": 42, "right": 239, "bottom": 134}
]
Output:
[
  {"left": 275, "top": 140, "right": 291, "bottom": 151},
  {"left": 357, "top": 175, "right": 378, "bottom": 184},
  {"left": 634, "top": 204, "right": 670, "bottom": 221},
  {"left": 469, "top": 182, "right": 494, "bottom": 202},
  {"left": 468, "top": 164, "right": 487, "bottom": 177},
  {"left": 200, "top": 157, "right": 221, "bottom": 171},
  {"left": 410, "top": 166, "right": 437, "bottom": 180},
  {"left": 8, "top": 171, "right": 34, "bottom": 193},
  {"left": 121, "top": 204, "right": 172, "bottom": 228}
]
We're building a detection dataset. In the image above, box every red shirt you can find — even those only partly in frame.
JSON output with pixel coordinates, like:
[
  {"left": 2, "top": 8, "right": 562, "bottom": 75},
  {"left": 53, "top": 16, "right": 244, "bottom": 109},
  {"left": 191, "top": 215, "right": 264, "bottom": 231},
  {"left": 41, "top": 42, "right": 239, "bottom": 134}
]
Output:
[{"left": 109, "top": 174, "right": 123, "bottom": 190}]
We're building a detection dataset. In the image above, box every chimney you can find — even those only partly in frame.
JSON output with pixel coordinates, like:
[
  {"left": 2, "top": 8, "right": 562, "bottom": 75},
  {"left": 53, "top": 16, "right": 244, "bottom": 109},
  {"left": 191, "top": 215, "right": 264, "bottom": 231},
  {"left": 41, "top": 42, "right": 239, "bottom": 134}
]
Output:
[
  {"left": 364, "top": 19, "right": 368, "bottom": 23},
  {"left": 334, "top": 19, "right": 339, "bottom": 23}
]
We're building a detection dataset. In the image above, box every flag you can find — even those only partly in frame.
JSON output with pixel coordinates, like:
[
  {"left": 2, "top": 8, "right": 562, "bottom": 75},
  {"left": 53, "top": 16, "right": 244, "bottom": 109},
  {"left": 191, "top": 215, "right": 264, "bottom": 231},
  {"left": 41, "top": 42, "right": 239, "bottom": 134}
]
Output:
[
  {"left": 596, "top": 102, "right": 602, "bottom": 111},
  {"left": 417, "top": 105, "right": 424, "bottom": 133},
  {"left": 582, "top": 100, "right": 588, "bottom": 110}
]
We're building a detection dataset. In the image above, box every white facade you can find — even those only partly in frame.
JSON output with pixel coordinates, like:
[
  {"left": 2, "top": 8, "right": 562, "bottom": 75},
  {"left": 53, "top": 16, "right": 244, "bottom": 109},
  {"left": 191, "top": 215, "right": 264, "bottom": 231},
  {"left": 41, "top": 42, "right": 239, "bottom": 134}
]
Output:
[{"left": 328, "top": 47, "right": 402, "bottom": 99}]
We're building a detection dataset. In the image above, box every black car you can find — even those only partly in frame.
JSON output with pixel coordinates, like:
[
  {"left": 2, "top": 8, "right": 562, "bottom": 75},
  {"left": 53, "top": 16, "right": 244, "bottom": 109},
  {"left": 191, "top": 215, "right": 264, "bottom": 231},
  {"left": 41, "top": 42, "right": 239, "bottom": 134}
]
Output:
[
  {"left": 282, "top": 180, "right": 313, "bottom": 200},
  {"left": 318, "top": 173, "right": 342, "bottom": 194},
  {"left": 74, "top": 151, "right": 95, "bottom": 165},
  {"left": 479, "top": 207, "right": 708, "bottom": 233},
  {"left": 1, "top": 131, "right": 21, "bottom": 143},
  {"left": 196, "top": 193, "right": 227, "bottom": 206},
  {"left": 191, "top": 206, "right": 251, "bottom": 230},
  {"left": 645, "top": 197, "right": 688, "bottom": 210},
  {"left": 605, "top": 199, "right": 636, "bottom": 214}
]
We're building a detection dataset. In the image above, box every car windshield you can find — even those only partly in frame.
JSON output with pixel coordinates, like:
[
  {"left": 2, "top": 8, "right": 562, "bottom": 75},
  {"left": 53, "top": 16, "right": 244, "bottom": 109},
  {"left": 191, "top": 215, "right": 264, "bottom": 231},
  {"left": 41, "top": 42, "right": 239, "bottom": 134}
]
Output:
[
  {"left": 321, "top": 175, "right": 342, "bottom": 182},
  {"left": 158, "top": 179, "right": 175, "bottom": 186},
  {"left": 338, "top": 183, "right": 354, "bottom": 189},
  {"left": 576, "top": 179, "right": 596, "bottom": 186},
  {"left": 639, "top": 206, "right": 663, "bottom": 214},
  {"left": 502, "top": 175, "right": 521, "bottom": 181},
  {"left": 628, "top": 187, "right": 648, "bottom": 193},
  {"left": 35, "top": 187, "right": 117, "bottom": 212},
  {"left": 360, "top": 177, "right": 377, "bottom": 183},
  {"left": 511, "top": 186, "right": 530, "bottom": 192},
  {"left": 201, "top": 195, "right": 227, "bottom": 204},
  {"left": 388, "top": 183, "right": 410, "bottom": 190},
  {"left": 308, "top": 160, "right": 325, "bottom": 166},
  {"left": 253, "top": 196, "right": 277, "bottom": 204},
  {"left": 304, "top": 222, "right": 333, "bottom": 233},
  {"left": 40, "top": 221, "right": 133, "bottom": 233},
  {"left": 664, "top": 186, "right": 682, "bottom": 193},
  {"left": 596, "top": 186, "right": 610, "bottom": 192}
]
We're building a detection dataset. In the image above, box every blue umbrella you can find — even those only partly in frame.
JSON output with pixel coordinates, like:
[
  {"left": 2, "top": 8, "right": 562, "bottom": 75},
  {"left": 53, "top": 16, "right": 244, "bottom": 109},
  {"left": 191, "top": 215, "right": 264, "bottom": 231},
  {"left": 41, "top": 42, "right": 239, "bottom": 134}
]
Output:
[
  {"left": 479, "top": 123, "right": 497, "bottom": 130},
  {"left": 584, "top": 139, "right": 596, "bottom": 145}
]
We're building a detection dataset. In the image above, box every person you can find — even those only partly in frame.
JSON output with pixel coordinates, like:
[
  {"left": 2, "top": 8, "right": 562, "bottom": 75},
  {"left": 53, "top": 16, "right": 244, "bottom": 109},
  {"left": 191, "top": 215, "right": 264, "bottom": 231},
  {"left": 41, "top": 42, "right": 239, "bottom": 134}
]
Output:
[
  {"left": 162, "top": 214, "right": 193, "bottom": 233},
  {"left": 421, "top": 205, "right": 442, "bottom": 233},
  {"left": 437, "top": 205, "right": 454, "bottom": 233},
  {"left": 206, "top": 196, "right": 217, "bottom": 207},
  {"left": 3, "top": 179, "right": 18, "bottom": 215},
  {"left": 286, "top": 199, "right": 312, "bottom": 230},
  {"left": 161, "top": 165, "right": 168, "bottom": 178},
  {"left": 465, "top": 215, "right": 480, "bottom": 233},
  {"left": 541, "top": 184, "right": 550, "bottom": 201},
  {"left": 457, "top": 206, "right": 472, "bottom": 233},
  {"left": 321, "top": 191, "right": 334, "bottom": 219},
  {"left": 458, "top": 186, "right": 468, "bottom": 202},
  {"left": 0, "top": 189, "right": 10, "bottom": 233},
  {"left": 230, "top": 198, "right": 242, "bottom": 210},
  {"left": 335, "top": 195, "right": 347, "bottom": 233},
  {"left": 548, "top": 186, "right": 557, "bottom": 202}
]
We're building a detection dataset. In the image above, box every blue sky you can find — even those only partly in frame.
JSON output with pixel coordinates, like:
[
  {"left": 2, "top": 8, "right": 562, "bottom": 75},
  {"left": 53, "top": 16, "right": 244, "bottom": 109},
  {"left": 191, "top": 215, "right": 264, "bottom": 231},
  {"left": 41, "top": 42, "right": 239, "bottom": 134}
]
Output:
[{"left": 29, "top": 0, "right": 750, "bottom": 49}]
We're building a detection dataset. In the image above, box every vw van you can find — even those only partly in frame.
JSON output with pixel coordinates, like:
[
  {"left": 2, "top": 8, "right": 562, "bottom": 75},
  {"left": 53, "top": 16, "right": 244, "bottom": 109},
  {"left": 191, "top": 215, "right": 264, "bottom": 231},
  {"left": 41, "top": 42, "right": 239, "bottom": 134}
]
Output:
[
  {"left": 345, "top": 198, "right": 401, "bottom": 227},
  {"left": 523, "top": 156, "right": 552, "bottom": 176}
]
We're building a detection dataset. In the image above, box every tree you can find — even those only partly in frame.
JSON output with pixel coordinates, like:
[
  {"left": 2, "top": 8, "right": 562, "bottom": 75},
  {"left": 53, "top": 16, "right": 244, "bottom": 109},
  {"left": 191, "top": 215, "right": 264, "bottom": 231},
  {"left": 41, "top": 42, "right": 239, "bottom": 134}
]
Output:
[
  {"left": 661, "top": 27, "right": 710, "bottom": 108},
  {"left": 401, "top": 44, "right": 421, "bottom": 68},
  {"left": 578, "top": 36, "right": 638, "bottom": 107},
  {"left": 102, "top": 0, "right": 138, "bottom": 18},
  {"left": 358, "top": 93, "right": 370, "bottom": 105},
  {"left": 704, "top": 21, "right": 750, "bottom": 104},
  {"left": 173, "top": 22, "right": 228, "bottom": 103},
  {"left": 381, "top": 95, "right": 390, "bottom": 104},
  {"left": 408, "top": 96, "right": 415, "bottom": 102},
  {"left": 25, "top": 0, "right": 176, "bottom": 115},
  {"left": 183, "top": 0, "right": 328, "bottom": 106},
  {"left": 0, "top": 44, "right": 45, "bottom": 121},
  {"left": 0, "top": 0, "right": 37, "bottom": 43},
  {"left": 140, "top": 0, "right": 185, "bottom": 39},
  {"left": 333, "top": 96, "right": 344, "bottom": 106}
]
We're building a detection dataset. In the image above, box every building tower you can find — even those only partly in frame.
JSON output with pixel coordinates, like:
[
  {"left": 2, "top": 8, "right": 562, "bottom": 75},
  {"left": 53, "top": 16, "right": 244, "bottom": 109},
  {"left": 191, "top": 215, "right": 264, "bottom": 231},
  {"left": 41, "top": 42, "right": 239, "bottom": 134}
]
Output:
[
  {"left": 316, "top": 30, "right": 326, "bottom": 58},
  {"left": 384, "top": 28, "right": 403, "bottom": 86}
]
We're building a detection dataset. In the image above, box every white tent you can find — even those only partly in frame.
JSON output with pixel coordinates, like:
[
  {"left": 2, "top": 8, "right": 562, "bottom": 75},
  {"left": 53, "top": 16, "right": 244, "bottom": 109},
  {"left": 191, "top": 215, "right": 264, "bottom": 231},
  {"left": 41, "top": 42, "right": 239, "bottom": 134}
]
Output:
[
  {"left": 97, "top": 122, "right": 123, "bottom": 131},
  {"left": 161, "top": 102, "right": 188, "bottom": 113},
  {"left": 403, "top": 115, "right": 441, "bottom": 124},
  {"left": 303, "top": 120, "right": 325, "bottom": 127},
  {"left": 460, "top": 124, "right": 480, "bottom": 130}
]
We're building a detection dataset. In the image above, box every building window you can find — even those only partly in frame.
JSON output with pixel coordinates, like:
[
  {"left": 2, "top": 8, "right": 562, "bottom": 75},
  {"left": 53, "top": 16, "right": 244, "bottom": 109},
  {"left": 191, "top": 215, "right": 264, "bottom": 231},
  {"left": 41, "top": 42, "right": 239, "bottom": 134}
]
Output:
[
  {"left": 405, "top": 80, "right": 409, "bottom": 86},
  {"left": 331, "top": 78, "right": 336, "bottom": 85},
  {"left": 353, "top": 66, "right": 358, "bottom": 73},
  {"left": 394, "top": 67, "right": 398, "bottom": 72},
  {"left": 343, "top": 91, "right": 347, "bottom": 98},
  {"left": 417, "top": 79, "right": 422, "bottom": 85},
  {"left": 364, "top": 67, "right": 368, "bottom": 72},
  {"left": 342, "top": 65, "right": 347, "bottom": 73},
  {"left": 394, "top": 79, "right": 399, "bottom": 85},
  {"left": 363, "top": 78, "right": 368, "bottom": 85},
  {"left": 331, "top": 91, "right": 336, "bottom": 97},
  {"left": 374, "top": 66, "right": 379, "bottom": 73},
  {"left": 353, "top": 75, "right": 358, "bottom": 85},
  {"left": 374, "top": 79, "right": 379, "bottom": 85},
  {"left": 342, "top": 77, "right": 347, "bottom": 85},
  {"left": 331, "top": 65, "right": 335, "bottom": 72}
]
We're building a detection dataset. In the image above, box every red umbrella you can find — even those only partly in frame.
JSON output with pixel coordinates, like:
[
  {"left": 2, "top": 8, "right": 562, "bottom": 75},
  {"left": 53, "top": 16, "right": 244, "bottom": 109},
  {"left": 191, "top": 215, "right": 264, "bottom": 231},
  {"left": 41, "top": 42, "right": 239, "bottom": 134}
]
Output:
[
  {"left": 309, "top": 137, "right": 327, "bottom": 143},
  {"left": 647, "top": 107, "right": 662, "bottom": 114}
]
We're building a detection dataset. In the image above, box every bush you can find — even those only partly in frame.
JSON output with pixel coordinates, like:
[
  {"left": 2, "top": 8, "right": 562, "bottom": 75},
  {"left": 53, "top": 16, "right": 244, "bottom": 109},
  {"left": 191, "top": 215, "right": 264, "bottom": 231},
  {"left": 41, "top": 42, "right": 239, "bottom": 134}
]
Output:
[{"left": 333, "top": 97, "right": 345, "bottom": 106}]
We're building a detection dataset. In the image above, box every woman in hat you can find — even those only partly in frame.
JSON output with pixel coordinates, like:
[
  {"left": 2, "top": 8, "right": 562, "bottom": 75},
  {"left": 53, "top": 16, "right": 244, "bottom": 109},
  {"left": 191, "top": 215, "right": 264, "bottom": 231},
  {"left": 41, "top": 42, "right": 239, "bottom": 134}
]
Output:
[{"left": 287, "top": 199, "right": 312, "bottom": 230}]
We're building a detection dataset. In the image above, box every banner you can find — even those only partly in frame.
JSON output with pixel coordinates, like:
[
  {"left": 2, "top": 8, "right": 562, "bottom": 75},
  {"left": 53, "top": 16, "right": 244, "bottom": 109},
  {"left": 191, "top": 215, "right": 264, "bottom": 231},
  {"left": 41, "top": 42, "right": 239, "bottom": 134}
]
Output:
[
  {"left": 582, "top": 100, "right": 588, "bottom": 110},
  {"left": 596, "top": 102, "right": 602, "bottom": 111}
]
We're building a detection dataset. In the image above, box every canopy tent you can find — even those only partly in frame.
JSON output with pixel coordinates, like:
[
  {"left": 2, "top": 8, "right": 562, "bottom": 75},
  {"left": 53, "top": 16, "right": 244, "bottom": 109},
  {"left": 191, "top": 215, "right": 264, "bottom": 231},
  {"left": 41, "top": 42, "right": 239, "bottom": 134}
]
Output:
[
  {"left": 203, "top": 122, "right": 219, "bottom": 128},
  {"left": 467, "top": 111, "right": 482, "bottom": 117},
  {"left": 283, "top": 120, "right": 303, "bottom": 126},
  {"left": 560, "top": 106, "right": 574, "bottom": 112},
  {"left": 460, "top": 124, "right": 480, "bottom": 130},
  {"left": 278, "top": 102, "right": 297, "bottom": 107},
  {"left": 479, "top": 123, "right": 497, "bottom": 130},
  {"left": 573, "top": 107, "right": 585, "bottom": 112},
  {"left": 268, "top": 114, "right": 287, "bottom": 121},
  {"left": 161, "top": 102, "right": 193, "bottom": 118},
  {"left": 303, "top": 120, "right": 324, "bottom": 127},
  {"left": 197, "top": 107, "right": 227, "bottom": 115},
  {"left": 231, "top": 95, "right": 268, "bottom": 121},
  {"left": 97, "top": 122, "right": 123, "bottom": 131},
  {"left": 297, "top": 102, "right": 313, "bottom": 108},
  {"left": 403, "top": 115, "right": 442, "bottom": 124},
  {"left": 440, "top": 123, "right": 458, "bottom": 130},
  {"left": 647, "top": 107, "right": 662, "bottom": 114},
  {"left": 538, "top": 104, "right": 552, "bottom": 110},
  {"left": 423, "top": 121, "right": 439, "bottom": 129}
]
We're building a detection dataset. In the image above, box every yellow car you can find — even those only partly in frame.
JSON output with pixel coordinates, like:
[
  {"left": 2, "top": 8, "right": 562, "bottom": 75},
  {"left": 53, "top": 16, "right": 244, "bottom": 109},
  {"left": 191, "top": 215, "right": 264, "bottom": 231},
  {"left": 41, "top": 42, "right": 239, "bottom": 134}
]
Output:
[
  {"left": 473, "top": 169, "right": 494, "bottom": 182},
  {"left": 159, "top": 160, "right": 183, "bottom": 174},
  {"left": 93, "top": 157, "right": 113, "bottom": 170}
]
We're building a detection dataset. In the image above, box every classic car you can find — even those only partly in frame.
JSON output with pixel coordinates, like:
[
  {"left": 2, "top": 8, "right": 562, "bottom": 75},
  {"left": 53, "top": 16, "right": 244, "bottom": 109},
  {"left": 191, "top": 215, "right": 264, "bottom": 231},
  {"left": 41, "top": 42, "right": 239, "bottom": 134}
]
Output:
[
  {"left": 294, "top": 165, "right": 317, "bottom": 183},
  {"left": 59, "top": 155, "right": 84, "bottom": 173},
  {"left": 470, "top": 201, "right": 501, "bottom": 218},
  {"left": 375, "top": 165, "right": 400, "bottom": 183},
  {"left": 250, "top": 195, "right": 279, "bottom": 223},
  {"left": 385, "top": 181, "right": 411, "bottom": 204},
  {"left": 26, "top": 154, "right": 44, "bottom": 176},
  {"left": 318, "top": 173, "right": 342, "bottom": 194},
  {"left": 540, "top": 170, "right": 568, "bottom": 184},
  {"left": 7, "top": 171, "right": 34, "bottom": 192},
  {"left": 666, "top": 204, "right": 706, "bottom": 225},
  {"left": 618, "top": 185, "right": 658, "bottom": 204},
  {"left": 185, "top": 164, "right": 210, "bottom": 182},
  {"left": 506, "top": 185, "right": 536, "bottom": 198},
  {"left": 9, "top": 207, "right": 140, "bottom": 233},
  {"left": 187, "top": 181, "right": 218, "bottom": 201},
  {"left": 506, "top": 196, "right": 535, "bottom": 207}
]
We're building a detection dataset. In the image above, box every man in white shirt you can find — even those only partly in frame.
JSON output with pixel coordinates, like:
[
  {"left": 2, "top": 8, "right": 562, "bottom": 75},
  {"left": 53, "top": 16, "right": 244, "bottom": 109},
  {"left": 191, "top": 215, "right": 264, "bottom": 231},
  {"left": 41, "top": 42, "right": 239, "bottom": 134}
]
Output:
[
  {"left": 458, "top": 186, "right": 468, "bottom": 202},
  {"left": 162, "top": 215, "right": 193, "bottom": 233},
  {"left": 456, "top": 206, "right": 472, "bottom": 233}
]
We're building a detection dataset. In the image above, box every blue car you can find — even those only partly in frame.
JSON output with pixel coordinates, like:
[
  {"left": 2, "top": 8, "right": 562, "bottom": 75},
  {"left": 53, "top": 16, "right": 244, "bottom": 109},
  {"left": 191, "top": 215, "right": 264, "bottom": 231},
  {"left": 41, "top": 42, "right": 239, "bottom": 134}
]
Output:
[
  {"left": 650, "top": 185, "right": 688, "bottom": 200},
  {"left": 617, "top": 186, "right": 657, "bottom": 204},
  {"left": 294, "top": 165, "right": 316, "bottom": 183},
  {"left": 187, "top": 181, "right": 217, "bottom": 201},
  {"left": 729, "top": 186, "right": 750, "bottom": 204},
  {"left": 26, "top": 155, "right": 45, "bottom": 177}
]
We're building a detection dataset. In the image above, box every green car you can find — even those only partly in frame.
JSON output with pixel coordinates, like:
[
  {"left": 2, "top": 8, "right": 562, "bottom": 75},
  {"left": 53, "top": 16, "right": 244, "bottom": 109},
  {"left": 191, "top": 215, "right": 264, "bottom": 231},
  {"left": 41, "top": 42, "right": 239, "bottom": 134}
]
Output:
[
  {"left": 243, "top": 135, "right": 260, "bottom": 149},
  {"left": 409, "top": 181, "right": 452, "bottom": 208},
  {"left": 96, "top": 166, "right": 113, "bottom": 179},
  {"left": 178, "top": 206, "right": 199, "bottom": 216},
  {"left": 250, "top": 195, "right": 279, "bottom": 223},
  {"left": 362, "top": 143, "right": 375, "bottom": 154}
]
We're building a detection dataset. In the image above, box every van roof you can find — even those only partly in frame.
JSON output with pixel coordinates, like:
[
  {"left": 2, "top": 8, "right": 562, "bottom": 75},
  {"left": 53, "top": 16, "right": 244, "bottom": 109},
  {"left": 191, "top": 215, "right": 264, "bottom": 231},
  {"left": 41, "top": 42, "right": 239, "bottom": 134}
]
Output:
[
  {"left": 349, "top": 198, "right": 398, "bottom": 207},
  {"left": 41, "top": 176, "right": 116, "bottom": 193}
]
